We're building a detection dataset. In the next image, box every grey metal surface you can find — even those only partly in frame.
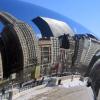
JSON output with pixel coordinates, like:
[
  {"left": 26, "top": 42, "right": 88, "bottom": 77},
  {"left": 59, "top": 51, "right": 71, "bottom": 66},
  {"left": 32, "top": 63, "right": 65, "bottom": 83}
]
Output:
[
  {"left": 33, "top": 16, "right": 74, "bottom": 37},
  {"left": 31, "top": 86, "right": 94, "bottom": 100}
]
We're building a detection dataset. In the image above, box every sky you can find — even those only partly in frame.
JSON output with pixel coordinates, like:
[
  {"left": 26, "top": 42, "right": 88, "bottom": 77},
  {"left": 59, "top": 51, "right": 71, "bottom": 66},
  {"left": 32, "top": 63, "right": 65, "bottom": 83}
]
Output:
[{"left": 20, "top": 0, "right": 100, "bottom": 38}]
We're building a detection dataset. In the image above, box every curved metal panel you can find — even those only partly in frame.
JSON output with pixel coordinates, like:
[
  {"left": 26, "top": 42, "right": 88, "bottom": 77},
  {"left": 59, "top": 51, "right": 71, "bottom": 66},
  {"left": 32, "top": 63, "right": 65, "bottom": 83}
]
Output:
[
  {"left": 33, "top": 16, "right": 74, "bottom": 37},
  {"left": 0, "top": 12, "right": 38, "bottom": 78},
  {"left": 0, "top": 0, "right": 93, "bottom": 37}
]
